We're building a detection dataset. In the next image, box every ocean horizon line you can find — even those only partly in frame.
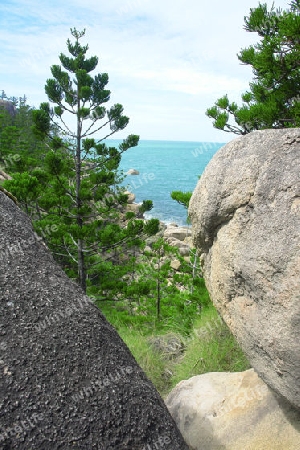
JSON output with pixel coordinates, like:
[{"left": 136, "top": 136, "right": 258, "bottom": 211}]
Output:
[{"left": 104, "top": 138, "right": 227, "bottom": 145}]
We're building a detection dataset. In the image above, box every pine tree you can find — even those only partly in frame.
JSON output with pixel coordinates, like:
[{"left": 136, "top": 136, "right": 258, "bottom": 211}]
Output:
[
  {"left": 24, "top": 28, "right": 157, "bottom": 293},
  {"left": 170, "top": 191, "right": 192, "bottom": 210},
  {"left": 206, "top": 1, "right": 300, "bottom": 134},
  {"left": 0, "top": 96, "right": 47, "bottom": 215}
]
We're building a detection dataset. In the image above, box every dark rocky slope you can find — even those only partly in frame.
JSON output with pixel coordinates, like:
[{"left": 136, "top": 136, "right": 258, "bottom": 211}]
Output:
[{"left": 0, "top": 191, "right": 189, "bottom": 449}]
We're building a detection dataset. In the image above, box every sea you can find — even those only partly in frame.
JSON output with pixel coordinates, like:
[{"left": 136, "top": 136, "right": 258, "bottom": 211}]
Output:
[{"left": 106, "top": 139, "right": 226, "bottom": 226}]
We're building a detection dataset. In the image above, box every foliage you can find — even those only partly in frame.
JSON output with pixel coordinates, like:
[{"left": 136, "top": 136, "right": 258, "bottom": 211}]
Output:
[
  {"left": 170, "top": 191, "right": 192, "bottom": 209},
  {"left": 0, "top": 95, "right": 43, "bottom": 175},
  {"left": 206, "top": 1, "right": 300, "bottom": 134},
  {"left": 95, "top": 236, "right": 198, "bottom": 322},
  {"left": 98, "top": 257, "right": 209, "bottom": 336}
]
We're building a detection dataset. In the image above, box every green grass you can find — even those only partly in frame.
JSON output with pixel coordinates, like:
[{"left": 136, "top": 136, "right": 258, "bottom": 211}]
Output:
[
  {"left": 169, "top": 306, "right": 251, "bottom": 392},
  {"left": 98, "top": 292, "right": 250, "bottom": 397},
  {"left": 117, "top": 327, "right": 168, "bottom": 394}
]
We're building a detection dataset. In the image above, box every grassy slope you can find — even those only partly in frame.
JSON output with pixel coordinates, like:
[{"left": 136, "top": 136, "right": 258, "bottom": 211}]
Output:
[{"left": 99, "top": 297, "right": 250, "bottom": 397}]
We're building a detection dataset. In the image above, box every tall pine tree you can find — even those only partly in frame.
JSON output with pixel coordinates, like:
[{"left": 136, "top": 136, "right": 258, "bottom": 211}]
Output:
[{"left": 24, "top": 28, "right": 156, "bottom": 292}]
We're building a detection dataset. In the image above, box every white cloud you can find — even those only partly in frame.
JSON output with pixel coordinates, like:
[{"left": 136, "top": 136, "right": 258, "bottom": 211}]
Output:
[
  {"left": 123, "top": 67, "right": 245, "bottom": 96},
  {"left": 0, "top": 0, "right": 291, "bottom": 141}
]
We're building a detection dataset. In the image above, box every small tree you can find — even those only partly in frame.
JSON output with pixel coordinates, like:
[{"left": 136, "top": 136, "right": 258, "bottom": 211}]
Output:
[
  {"left": 138, "top": 238, "right": 178, "bottom": 320},
  {"left": 170, "top": 191, "right": 192, "bottom": 210},
  {"left": 170, "top": 189, "right": 201, "bottom": 292},
  {"left": 206, "top": 1, "right": 300, "bottom": 134}
]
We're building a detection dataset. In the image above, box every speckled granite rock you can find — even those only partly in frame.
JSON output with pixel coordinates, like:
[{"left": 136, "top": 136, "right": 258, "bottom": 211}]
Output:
[
  {"left": 189, "top": 128, "right": 300, "bottom": 410},
  {"left": 166, "top": 369, "right": 300, "bottom": 450}
]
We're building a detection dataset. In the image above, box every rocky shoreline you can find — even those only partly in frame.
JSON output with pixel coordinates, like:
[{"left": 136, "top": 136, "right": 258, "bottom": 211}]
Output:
[{"left": 124, "top": 189, "right": 193, "bottom": 257}]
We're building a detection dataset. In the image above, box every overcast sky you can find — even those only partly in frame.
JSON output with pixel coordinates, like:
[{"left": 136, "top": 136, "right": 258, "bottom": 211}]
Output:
[{"left": 0, "top": 0, "right": 290, "bottom": 142}]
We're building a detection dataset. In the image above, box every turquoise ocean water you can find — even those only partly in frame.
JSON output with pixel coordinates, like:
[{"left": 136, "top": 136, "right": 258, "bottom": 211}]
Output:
[{"left": 106, "top": 140, "right": 225, "bottom": 226}]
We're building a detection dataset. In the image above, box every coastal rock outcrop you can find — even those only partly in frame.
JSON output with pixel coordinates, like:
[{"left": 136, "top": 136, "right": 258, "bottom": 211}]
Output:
[
  {"left": 0, "top": 192, "right": 189, "bottom": 449},
  {"left": 189, "top": 128, "right": 300, "bottom": 410},
  {"left": 163, "top": 225, "right": 191, "bottom": 256},
  {"left": 163, "top": 224, "right": 191, "bottom": 242},
  {"left": 127, "top": 168, "right": 139, "bottom": 175},
  {"left": 165, "top": 369, "right": 300, "bottom": 450},
  {"left": 124, "top": 189, "right": 136, "bottom": 204}
]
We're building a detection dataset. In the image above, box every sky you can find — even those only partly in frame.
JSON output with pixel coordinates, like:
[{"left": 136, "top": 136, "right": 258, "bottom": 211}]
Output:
[{"left": 0, "top": 0, "right": 290, "bottom": 142}]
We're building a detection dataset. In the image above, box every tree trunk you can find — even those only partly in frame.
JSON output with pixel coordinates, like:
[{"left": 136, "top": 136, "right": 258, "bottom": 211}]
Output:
[
  {"left": 78, "top": 238, "right": 86, "bottom": 293},
  {"left": 157, "top": 278, "right": 161, "bottom": 320},
  {"left": 156, "top": 249, "right": 161, "bottom": 320},
  {"left": 76, "top": 94, "right": 86, "bottom": 293}
]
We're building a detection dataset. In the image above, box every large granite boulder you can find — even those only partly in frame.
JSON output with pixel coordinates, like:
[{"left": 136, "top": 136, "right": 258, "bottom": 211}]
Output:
[
  {"left": 0, "top": 191, "right": 189, "bottom": 449},
  {"left": 166, "top": 369, "right": 300, "bottom": 450},
  {"left": 189, "top": 128, "right": 300, "bottom": 410}
]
